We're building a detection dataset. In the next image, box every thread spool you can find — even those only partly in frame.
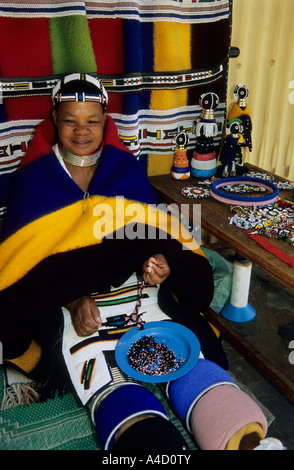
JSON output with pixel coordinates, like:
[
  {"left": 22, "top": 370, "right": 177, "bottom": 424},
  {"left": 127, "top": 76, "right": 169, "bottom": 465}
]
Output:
[
  {"left": 189, "top": 384, "right": 267, "bottom": 450},
  {"left": 92, "top": 384, "right": 168, "bottom": 449},
  {"left": 167, "top": 358, "right": 236, "bottom": 432},
  {"left": 221, "top": 256, "right": 256, "bottom": 322}
]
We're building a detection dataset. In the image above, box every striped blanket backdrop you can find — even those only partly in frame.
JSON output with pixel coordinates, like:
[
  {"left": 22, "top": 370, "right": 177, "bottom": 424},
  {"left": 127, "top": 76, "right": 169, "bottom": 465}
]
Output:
[{"left": 0, "top": 0, "right": 232, "bottom": 220}]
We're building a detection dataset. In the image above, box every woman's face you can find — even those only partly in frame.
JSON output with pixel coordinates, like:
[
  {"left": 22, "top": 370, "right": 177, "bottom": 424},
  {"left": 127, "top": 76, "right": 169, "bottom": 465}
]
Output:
[{"left": 53, "top": 101, "right": 106, "bottom": 156}]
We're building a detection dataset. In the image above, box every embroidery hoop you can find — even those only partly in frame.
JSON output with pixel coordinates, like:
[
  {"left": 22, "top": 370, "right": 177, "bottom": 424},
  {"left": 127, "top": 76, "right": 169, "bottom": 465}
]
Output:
[{"left": 210, "top": 176, "right": 279, "bottom": 206}]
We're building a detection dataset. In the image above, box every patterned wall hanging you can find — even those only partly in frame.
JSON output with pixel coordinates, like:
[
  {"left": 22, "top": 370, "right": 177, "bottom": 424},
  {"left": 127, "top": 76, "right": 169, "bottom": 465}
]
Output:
[{"left": 0, "top": 0, "right": 232, "bottom": 219}]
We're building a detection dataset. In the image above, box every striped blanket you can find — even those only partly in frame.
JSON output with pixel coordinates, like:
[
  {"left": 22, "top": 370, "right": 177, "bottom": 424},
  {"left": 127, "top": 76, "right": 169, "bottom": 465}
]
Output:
[{"left": 0, "top": 0, "right": 232, "bottom": 218}]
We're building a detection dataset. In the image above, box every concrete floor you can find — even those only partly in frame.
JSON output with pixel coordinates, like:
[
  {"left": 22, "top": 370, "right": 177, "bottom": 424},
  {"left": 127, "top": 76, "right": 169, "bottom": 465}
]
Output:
[{"left": 218, "top": 249, "right": 294, "bottom": 450}]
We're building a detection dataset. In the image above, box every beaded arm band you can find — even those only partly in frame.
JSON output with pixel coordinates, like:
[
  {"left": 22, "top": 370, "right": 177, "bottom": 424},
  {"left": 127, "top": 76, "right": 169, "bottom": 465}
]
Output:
[{"left": 210, "top": 176, "right": 279, "bottom": 206}]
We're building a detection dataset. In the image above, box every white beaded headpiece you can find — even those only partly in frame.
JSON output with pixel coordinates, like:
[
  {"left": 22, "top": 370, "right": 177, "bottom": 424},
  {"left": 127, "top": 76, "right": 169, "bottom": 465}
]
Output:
[{"left": 52, "top": 73, "right": 108, "bottom": 109}]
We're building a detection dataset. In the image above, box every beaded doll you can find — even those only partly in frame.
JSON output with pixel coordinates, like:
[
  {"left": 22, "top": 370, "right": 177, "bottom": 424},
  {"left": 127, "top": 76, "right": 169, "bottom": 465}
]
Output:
[
  {"left": 228, "top": 84, "right": 252, "bottom": 153},
  {"left": 191, "top": 92, "right": 219, "bottom": 178},
  {"left": 171, "top": 131, "right": 190, "bottom": 180}
]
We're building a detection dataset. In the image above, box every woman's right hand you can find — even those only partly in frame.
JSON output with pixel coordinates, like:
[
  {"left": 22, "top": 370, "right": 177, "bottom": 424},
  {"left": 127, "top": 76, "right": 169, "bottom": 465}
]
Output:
[{"left": 65, "top": 296, "right": 102, "bottom": 336}]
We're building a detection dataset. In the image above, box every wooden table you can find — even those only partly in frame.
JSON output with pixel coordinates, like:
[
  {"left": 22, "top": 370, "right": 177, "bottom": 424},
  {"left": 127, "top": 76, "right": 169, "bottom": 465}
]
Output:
[
  {"left": 150, "top": 164, "right": 294, "bottom": 403},
  {"left": 150, "top": 164, "right": 294, "bottom": 291}
]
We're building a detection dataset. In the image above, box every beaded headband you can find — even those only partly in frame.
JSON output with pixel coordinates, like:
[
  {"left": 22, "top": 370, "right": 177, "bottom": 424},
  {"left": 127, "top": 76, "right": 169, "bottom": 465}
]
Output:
[
  {"left": 210, "top": 176, "right": 279, "bottom": 206},
  {"left": 52, "top": 73, "right": 108, "bottom": 108}
]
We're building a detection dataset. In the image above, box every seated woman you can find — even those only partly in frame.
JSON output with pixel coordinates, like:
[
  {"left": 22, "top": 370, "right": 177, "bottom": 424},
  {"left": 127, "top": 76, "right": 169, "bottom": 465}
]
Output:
[
  {"left": 51, "top": 81, "right": 170, "bottom": 335},
  {"left": 0, "top": 73, "right": 221, "bottom": 368},
  {"left": 0, "top": 74, "right": 284, "bottom": 451}
]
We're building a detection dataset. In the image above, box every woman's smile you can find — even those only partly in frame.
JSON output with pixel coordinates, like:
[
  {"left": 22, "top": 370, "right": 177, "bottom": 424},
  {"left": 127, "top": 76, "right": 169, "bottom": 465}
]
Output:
[{"left": 53, "top": 101, "right": 105, "bottom": 156}]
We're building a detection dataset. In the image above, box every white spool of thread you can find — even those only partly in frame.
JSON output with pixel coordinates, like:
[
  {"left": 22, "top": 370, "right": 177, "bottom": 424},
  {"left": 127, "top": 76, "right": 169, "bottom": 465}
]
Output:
[
  {"left": 229, "top": 259, "right": 252, "bottom": 308},
  {"left": 221, "top": 256, "right": 256, "bottom": 322}
]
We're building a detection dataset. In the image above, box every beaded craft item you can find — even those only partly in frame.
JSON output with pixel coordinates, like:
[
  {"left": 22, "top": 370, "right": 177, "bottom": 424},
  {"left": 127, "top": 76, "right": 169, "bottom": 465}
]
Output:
[
  {"left": 244, "top": 171, "right": 294, "bottom": 190},
  {"left": 243, "top": 171, "right": 275, "bottom": 181},
  {"left": 180, "top": 185, "right": 211, "bottom": 199},
  {"left": 171, "top": 131, "right": 190, "bottom": 180},
  {"left": 228, "top": 84, "right": 252, "bottom": 152},
  {"left": 180, "top": 172, "right": 294, "bottom": 203},
  {"left": 230, "top": 198, "right": 294, "bottom": 266},
  {"left": 124, "top": 280, "right": 145, "bottom": 329},
  {"left": 210, "top": 176, "right": 279, "bottom": 206},
  {"left": 221, "top": 183, "right": 266, "bottom": 194},
  {"left": 230, "top": 200, "right": 294, "bottom": 234},
  {"left": 218, "top": 84, "right": 252, "bottom": 178},
  {"left": 191, "top": 92, "right": 219, "bottom": 178}
]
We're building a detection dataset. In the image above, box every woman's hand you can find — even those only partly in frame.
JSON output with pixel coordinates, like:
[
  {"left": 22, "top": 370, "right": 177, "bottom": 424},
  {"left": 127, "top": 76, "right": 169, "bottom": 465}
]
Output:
[
  {"left": 143, "top": 254, "right": 170, "bottom": 285},
  {"left": 65, "top": 296, "right": 102, "bottom": 336}
]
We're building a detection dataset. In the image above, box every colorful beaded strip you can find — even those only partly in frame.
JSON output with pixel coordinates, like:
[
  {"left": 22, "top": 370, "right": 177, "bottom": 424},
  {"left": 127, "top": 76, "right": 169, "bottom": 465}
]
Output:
[{"left": 124, "top": 280, "right": 145, "bottom": 330}]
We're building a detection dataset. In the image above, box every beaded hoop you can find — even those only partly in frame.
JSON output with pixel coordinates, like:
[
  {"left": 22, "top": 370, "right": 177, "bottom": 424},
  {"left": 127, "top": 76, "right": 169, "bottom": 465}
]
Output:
[{"left": 210, "top": 176, "right": 279, "bottom": 206}]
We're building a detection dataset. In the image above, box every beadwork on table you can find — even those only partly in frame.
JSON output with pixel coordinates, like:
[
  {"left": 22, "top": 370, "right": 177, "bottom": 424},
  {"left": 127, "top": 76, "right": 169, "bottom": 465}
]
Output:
[
  {"left": 178, "top": 169, "right": 294, "bottom": 265},
  {"left": 230, "top": 198, "right": 294, "bottom": 248},
  {"left": 244, "top": 171, "right": 294, "bottom": 190},
  {"left": 227, "top": 172, "right": 294, "bottom": 265},
  {"left": 180, "top": 171, "right": 294, "bottom": 201},
  {"left": 180, "top": 185, "right": 211, "bottom": 199},
  {"left": 127, "top": 335, "right": 185, "bottom": 377},
  {"left": 243, "top": 171, "right": 275, "bottom": 181},
  {"left": 210, "top": 176, "right": 280, "bottom": 206},
  {"left": 221, "top": 183, "right": 266, "bottom": 193}
]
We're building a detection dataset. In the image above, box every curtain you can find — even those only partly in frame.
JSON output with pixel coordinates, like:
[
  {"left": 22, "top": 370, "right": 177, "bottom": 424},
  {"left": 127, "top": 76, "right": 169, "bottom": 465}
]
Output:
[{"left": 227, "top": 0, "right": 294, "bottom": 179}]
